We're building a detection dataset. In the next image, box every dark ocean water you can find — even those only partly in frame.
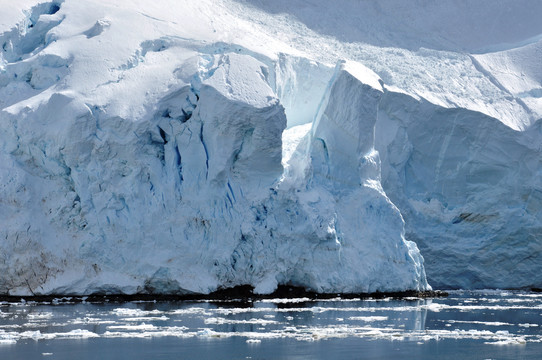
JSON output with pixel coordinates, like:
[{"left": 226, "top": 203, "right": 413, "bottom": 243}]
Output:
[{"left": 1, "top": 291, "right": 541, "bottom": 359}]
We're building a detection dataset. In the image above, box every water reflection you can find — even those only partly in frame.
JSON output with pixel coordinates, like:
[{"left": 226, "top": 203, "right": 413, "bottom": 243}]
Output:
[{"left": 0, "top": 291, "right": 541, "bottom": 347}]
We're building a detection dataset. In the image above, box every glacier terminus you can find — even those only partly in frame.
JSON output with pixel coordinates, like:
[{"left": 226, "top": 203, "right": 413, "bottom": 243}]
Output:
[{"left": 0, "top": 0, "right": 541, "bottom": 296}]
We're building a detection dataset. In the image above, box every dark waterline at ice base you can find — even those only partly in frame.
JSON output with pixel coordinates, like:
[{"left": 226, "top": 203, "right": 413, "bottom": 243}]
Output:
[{"left": 1, "top": 291, "right": 542, "bottom": 359}]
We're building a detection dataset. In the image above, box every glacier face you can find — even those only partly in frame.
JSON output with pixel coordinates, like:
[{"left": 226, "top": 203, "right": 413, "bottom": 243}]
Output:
[
  {"left": 0, "top": 0, "right": 430, "bottom": 295},
  {"left": 375, "top": 92, "right": 542, "bottom": 289},
  {"left": 0, "top": 0, "right": 541, "bottom": 294}
]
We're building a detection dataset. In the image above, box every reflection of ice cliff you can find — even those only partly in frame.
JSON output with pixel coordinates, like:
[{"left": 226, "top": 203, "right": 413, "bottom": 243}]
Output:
[{"left": 0, "top": 0, "right": 541, "bottom": 295}]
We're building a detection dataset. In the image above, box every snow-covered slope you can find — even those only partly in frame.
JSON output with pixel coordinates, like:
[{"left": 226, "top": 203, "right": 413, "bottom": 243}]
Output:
[{"left": 0, "top": 0, "right": 540, "bottom": 294}]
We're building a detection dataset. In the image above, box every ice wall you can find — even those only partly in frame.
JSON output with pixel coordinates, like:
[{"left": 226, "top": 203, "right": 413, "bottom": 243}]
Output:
[
  {"left": 278, "top": 61, "right": 428, "bottom": 293},
  {"left": 1, "top": 0, "right": 541, "bottom": 294},
  {"left": 375, "top": 90, "right": 542, "bottom": 289},
  {"left": 0, "top": 0, "right": 429, "bottom": 295}
]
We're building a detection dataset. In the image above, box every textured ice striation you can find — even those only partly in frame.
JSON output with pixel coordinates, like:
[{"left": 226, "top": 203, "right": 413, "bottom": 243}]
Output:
[
  {"left": 0, "top": 52, "right": 428, "bottom": 295},
  {"left": 375, "top": 87, "right": 542, "bottom": 289},
  {"left": 0, "top": 2, "right": 428, "bottom": 295}
]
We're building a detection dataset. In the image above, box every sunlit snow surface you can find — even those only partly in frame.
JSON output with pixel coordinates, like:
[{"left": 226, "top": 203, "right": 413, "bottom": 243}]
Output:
[{"left": 1, "top": 291, "right": 542, "bottom": 359}]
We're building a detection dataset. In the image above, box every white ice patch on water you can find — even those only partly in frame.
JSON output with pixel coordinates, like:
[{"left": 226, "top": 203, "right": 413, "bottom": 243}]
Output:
[
  {"left": 1, "top": 292, "right": 541, "bottom": 345},
  {"left": 107, "top": 324, "right": 157, "bottom": 331},
  {"left": 348, "top": 316, "right": 389, "bottom": 322},
  {"left": 168, "top": 308, "right": 213, "bottom": 316},
  {"left": 0, "top": 317, "right": 539, "bottom": 345},
  {"left": 112, "top": 308, "right": 165, "bottom": 317},
  {"left": 204, "top": 317, "right": 279, "bottom": 325},
  {"left": 445, "top": 320, "right": 513, "bottom": 326},
  {"left": 257, "top": 297, "right": 312, "bottom": 304},
  {"left": 27, "top": 312, "right": 53, "bottom": 320}
]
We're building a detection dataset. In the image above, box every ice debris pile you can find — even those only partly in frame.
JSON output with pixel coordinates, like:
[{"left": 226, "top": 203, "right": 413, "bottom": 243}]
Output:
[{"left": 0, "top": 0, "right": 541, "bottom": 295}]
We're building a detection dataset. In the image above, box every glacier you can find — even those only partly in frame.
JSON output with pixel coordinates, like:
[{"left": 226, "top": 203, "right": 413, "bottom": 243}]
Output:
[{"left": 0, "top": 0, "right": 541, "bottom": 295}]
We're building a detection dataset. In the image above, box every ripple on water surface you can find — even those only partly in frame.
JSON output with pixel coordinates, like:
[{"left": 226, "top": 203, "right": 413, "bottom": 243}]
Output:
[{"left": 1, "top": 291, "right": 542, "bottom": 358}]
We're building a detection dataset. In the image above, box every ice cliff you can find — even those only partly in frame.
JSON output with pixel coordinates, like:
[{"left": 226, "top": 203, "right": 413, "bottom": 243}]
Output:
[{"left": 0, "top": 0, "right": 541, "bottom": 295}]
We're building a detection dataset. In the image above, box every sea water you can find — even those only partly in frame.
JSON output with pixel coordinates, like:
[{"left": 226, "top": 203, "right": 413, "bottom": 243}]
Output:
[{"left": 1, "top": 291, "right": 541, "bottom": 359}]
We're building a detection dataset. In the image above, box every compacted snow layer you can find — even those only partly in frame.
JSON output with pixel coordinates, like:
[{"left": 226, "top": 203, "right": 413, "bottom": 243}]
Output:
[{"left": 0, "top": 0, "right": 540, "bottom": 294}]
